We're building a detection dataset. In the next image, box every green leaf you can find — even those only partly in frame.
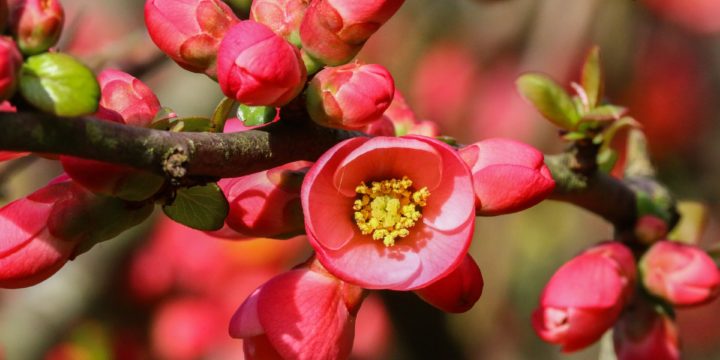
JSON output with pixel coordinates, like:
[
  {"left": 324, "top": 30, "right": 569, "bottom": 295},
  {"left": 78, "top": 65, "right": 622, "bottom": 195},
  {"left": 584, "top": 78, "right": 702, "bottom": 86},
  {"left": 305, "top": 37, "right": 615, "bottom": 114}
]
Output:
[
  {"left": 150, "top": 107, "right": 177, "bottom": 130},
  {"left": 582, "top": 105, "right": 627, "bottom": 122},
  {"left": 516, "top": 73, "right": 579, "bottom": 130},
  {"left": 581, "top": 46, "right": 603, "bottom": 109},
  {"left": 237, "top": 104, "right": 277, "bottom": 127},
  {"left": 668, "top": 201, "right": 708, "bottom": 245},
  {"left": 561, "top": 131, "right": 588, "bottom": 141},
  {"left": 20, "top": 53, "right": 100, "bottom": 116},
  {"left": 170, "top": 116, "right": 213, "bottom": 132},
  {"left": 597, "top": 148, "right": 618, "bottom": 173},
  {"left": 163, "top": 183, "right": 229, "bottom": 231},
  {"left": 211, "top": 97, "right": 237, "bottom": 132}
]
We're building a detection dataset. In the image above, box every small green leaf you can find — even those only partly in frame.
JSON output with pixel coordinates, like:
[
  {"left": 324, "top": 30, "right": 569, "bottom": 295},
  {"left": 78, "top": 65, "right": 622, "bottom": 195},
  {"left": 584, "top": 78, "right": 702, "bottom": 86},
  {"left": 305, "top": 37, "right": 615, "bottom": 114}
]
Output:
[
  {"left": 516, "top": 73, "right": 579, "bottom": 130},
  {"left": 581, "top": 46, "right": 603, "bottom": 109},
  {"left": 561, "top": 131, "right": 588, "bottom": 141},
  {"left": 150, "top": 107, "right": 177, "bottom": 130},
  {"left": 163, "top": 183, "right": 229, "bottom": 231},
  {"left": 170, "top": 116, "right": 213, "bottom": 132},
  {"left": 435, "top": 135, "right": 458, "bottom": 147},
  {"left": 20, "top": 53, "right": 100, "bottom": 116},
  {"left": 597, "top": 148, "right": 618, "bottom": 173},
  {"left": 237, "top": 104, "right": 277, "bottom": 127},
  {"left": 582, "top": 105, "right": 627, "bottom": 122},
  {"left": 211, "top": 97, "right": 237, "bottom": 132}
]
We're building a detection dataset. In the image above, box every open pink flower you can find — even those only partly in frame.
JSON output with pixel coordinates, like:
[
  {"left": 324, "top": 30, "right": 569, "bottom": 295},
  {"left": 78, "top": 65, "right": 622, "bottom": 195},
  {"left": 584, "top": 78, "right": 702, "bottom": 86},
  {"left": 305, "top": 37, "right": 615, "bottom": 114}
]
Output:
[
  {"left": 532, "top": 242, "right": 636, "bottom": 352},
  {"left": 414, "top": 253, "right": 483, "bottom": 313},
  {"left": 301, "top": 135, "right": 475, "bottom": 290},
  {"left": 640, "top": 240, "right": 720, "bottom": 307},
  {"left": 229, "top": 260, "right": 364, "bottom": 360},
  {"left": 459, "top": 138, "right": 555, "bottom": 215}
]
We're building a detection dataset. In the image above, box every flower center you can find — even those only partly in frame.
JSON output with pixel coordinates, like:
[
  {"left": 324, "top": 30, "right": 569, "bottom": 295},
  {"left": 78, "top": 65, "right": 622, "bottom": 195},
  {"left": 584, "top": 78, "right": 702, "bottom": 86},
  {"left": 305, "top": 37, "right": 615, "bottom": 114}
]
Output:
[{"left": 352, "top": 176, "right": 430, "bottom": 247}]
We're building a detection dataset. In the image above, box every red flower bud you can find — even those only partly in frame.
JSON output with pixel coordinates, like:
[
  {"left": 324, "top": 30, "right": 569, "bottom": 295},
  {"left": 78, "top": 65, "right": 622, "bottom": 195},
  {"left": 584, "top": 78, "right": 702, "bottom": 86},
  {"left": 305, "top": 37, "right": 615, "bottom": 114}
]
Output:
[
  {"left": 634, "top": 215, "right": 669, "bottom": 246},
  {"left": 459, "top": 138, "right": 555, "bottom": 216},
  {"left": 145, "top": 0, "right": 239, "bottom": 78},
  {"left": 414, "top": 253, "right": 483, "bottom": 313},
  {"left": 363, "top": 115, "right": 395, "bottom": 136},
  {"left": 532, "top": 242, "right": 636, "bottom": 352},
  {"left": 0, "top": 36, "right": 21, "bottom": 101},
  {"left": 95, "top": 69, "right": 161, "bottom": 127},
  {"left": 217, "top": 20, "right": 306, "bottom": 107},
  {"left": 217, "top": 160, "right": 311, "bottom": 239},
  {"left": 641, "top": 240, "right": 720, "bottom": 307},
  {"left": 8, "top": 0, "right": 64, "bottom": 55},
  {"left": 613, "top": 300, "right": 680, "bottom": 360},
  {"left": 307, "top": 62, "right": 394, "bottom": 129},
  {"left": 300, "top": 0, "right": 404, "bottom": 65},
  {"left": 249, "top": 0, "right": 309, "bottom": 46}
]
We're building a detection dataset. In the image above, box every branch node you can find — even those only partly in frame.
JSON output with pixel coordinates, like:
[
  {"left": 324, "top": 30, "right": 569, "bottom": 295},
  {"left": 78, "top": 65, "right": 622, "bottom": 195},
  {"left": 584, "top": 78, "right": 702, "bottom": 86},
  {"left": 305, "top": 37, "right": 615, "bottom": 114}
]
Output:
[{"left": 163, "top": 146, "right": 189, "bottom": 179}]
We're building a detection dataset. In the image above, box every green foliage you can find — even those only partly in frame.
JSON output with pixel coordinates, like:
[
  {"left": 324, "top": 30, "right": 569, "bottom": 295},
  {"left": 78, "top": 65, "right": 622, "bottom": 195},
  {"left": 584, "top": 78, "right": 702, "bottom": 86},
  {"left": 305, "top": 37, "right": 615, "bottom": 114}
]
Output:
[
  {"left": 162, "top": 183, "right": 229, "bottom": 231},
  {"left": 516, "top": 74, "right": 580, "bottom": 130},
  {"left": 580, "top": 46, "right": 603, "bottom": 109},
  {"left": 237, "top": 104, "right": 277, "bottom": 126}
]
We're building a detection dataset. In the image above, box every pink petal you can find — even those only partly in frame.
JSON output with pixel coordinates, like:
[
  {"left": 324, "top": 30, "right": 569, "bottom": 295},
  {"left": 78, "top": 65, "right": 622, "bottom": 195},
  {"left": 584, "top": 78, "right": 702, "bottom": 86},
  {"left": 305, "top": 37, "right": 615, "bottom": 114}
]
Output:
[
  {"left": 229, "top": 288, "right": 265, "bottom": 338},
  {"left": 0, "top": 196, "right": 54, "bottom": 258},
  {"left": 243, "top": 335, "right": 285, "bottom": 360},
  {"left": 474, "top": 164, "right": 556, "bottom": 215},
  {"left": 414, "top": 253, "right": 483, "bottom": 313},
  {"left": 541, "top": 253, "right": 624, "bottom": 309}
]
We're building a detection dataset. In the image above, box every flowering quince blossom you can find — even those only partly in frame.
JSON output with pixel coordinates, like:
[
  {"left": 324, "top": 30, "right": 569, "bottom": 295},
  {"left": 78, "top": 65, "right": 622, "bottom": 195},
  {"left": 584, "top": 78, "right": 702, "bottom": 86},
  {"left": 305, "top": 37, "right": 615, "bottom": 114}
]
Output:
[
  {"left": 60, "top": 70, "right": 164, "bottom": 201},
  {"left": 532, "top": 242, "right": 636, "bottom": 352},
  {"left": 459, "top": 138, "right": 555, "bottom": 216},
  {"left": 414, "top": 253, "right": 483, "bottom": 313},
  {"left": 640, "top": 240, "right": 720, "bottom": 307},
  {"left": 0, "top": 36, "right": 21, "bottom": 101},
  {"left": 229, "top": 259, "right": 364, "bottom": 360},
  {"left": 250, "top": 0, "right": 309, "bottom": 46},
  {"left": 300, "top": 0, "right": 405, "bottom": 65},
  {"left": 144, "top": 0, "right": 239, "bottom": 78},
  {"left": 217, "top": 20, "right": 307, "bottom": 107},
  {"left": 613, "top": 299, "right": 680, "bottom": 360},
  {"left": 212, "top": 160, "right": 311, "bottom": 239},
  {"left": 301, "top": 135, "right": 475, "bottom": 290},
  {"left": 306, "top": 62, "right": 395, "bottom": 130},
  {"left": 8, "top": 0, "right": 64, "bottom": 55}
]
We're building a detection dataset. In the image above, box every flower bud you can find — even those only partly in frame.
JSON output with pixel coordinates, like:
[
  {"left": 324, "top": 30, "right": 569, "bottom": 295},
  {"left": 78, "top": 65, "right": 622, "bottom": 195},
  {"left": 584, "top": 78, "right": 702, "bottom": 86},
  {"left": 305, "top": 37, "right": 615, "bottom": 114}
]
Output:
[
  {"left": 414, "top": 253, "right": 483, "bottom": 313},
  {"left": 250, "top": 0, "right": 309, "bottom": 46},
  {"left": 307, "top": 62, "right": 394, "bottom": 129},
  {"left": 8, "top": 0, "right": 64, "bottom": 55},
  {"left": 532, "top": 242, "right": 636, "bottom": 352},
  {"left": 217, "top": 160, "right": 311, "bottom": 239},
  {"left": 634, "top": 215, "right": 669, "bottom": 246},
  {"left": 459, "top": 138, "right": 555, "bottom": 216},
  {"left": 299, "top": 0, "right": 404, "bottom": 65},
  {"left": 613, "top": 299, "right": 680, "bottom": 360},
  {"left": 363, "top": 115, "right": 395, "bottom": 136},
  {"left": 0, "top": 36, "right": 21, "bottom": 101},
  {"left": 640, "top": 240, "right": 720, "bottom": 307},
  {"left": 145, "top": 0, "right": 239, "bottom": 78},
  {"left": 229, "top": 259, "right": 363, "bottom": 360},
  {"left": 94, "top": 69, "right": 161, "bottom": 127},
  {"left": 217, "top": 20, "right": 306, "bottom": 107}
]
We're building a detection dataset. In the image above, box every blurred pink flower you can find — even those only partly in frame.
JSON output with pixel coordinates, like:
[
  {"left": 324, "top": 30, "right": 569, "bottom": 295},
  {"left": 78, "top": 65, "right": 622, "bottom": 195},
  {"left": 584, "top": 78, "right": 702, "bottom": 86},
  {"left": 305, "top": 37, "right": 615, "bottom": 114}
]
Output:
[
  {"left": 217, "top": 20, "right": 306, "bottom": 106},
  {"left": 641, "top": 241, "right": 720, "bottom": 307},
  {"left": 301, "top": 136, "right": 475, "bottom": 290},
  {"left": 614, "top": 299, "right": 680, "bottom": 360}
]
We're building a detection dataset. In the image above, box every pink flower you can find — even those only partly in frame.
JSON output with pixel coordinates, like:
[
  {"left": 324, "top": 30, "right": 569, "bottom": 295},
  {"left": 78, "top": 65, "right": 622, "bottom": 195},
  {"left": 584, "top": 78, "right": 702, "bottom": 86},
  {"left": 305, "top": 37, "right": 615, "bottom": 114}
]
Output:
[
  {"left": 301, "top": 136, "right": 475, "bottom": 290},
  {"left": 94, "top": 69, "right": 161, "bottom": 127},
  {"left": 640, "top": 240, "right": 720, "bottom": 307},
  {"left": 613, "top": 299, "right": 680, "bottom": 360},
  {"left": 229, "top": 260, "right": 364, "bottom": 360},
  {"left": 414, "top": 253, "right": 483, "bottom": 313},
  {"left": 249, "top": 0, "right": 308, "bottom": 46},
  {"left": 363, "top": 116, "right": 395, "bottom": 136},
  {"left": 144, "top": 0, "right": 239, "bottom": 78},
  {"left": 306, "top": 62, "right": 395, "bottom": 130},
  {"left": 459, "top": 138, "right": 555, "bottom": 215},
  {"left": 152, "top": 297, "right": 227, "bottom": 360},
  {"left": 216, "top": 160, "right": 311, "bottom": 239},
  {"left": 300, "top": 0, "right": 404, "bottom": 65},
  {"left": 532, "top": 242, "right": 636, "bottom": 352},
  {"left": 217, "top": 20, "right": 306, "bottom": 107},
  {"left": 0, "top": 36, "right": 21, "bottom": 101},
  {"left": 8, "top": 0, "right": 64, "bottom": 55}
]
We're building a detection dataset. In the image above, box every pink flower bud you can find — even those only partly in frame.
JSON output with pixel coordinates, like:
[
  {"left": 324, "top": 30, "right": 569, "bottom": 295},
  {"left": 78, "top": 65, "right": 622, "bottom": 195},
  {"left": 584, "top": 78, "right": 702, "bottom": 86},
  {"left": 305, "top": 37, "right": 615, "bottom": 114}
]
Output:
[
  {"left": 532, "top": 242, "right": 636, "bottom": 352},
  {"left": 229, "top": 260, "right": 364, "bottom": 360},
  {"left": 382, "top": 90, "right": 440, "bottom": 136},
  {"left": 217, "top": 160, "right": 311, "bottom": 239},
  {"left": 145, "top": 0, "right": 239, "bottom": 78},
  {"left": 634, "top": 215, "right": 669, "bottom": 246},
  {"left": 0, "top": 36, "right": 21, "bottom": 101},
  {"left": 95, "top": 69, "right": 161, "bottom": 127},
  {"left": 641, "top": 240, "right": 720, "bottom": 307},
  {"left": 300, "top": 0, "right": 404, "bottom": 65},
  {"left": 8, "top": 0, "right": 64, "bottom": 55},
  {"left": 307, "top": 62, "right": 394, "bottom": 129},
  {"left": 363, "top": 115, "right": 395, "bottom": 136},
  {"left": 217, "top": 20, "right": 307, "bottom": 107},
  {"left": 459, "top": 138, "right": 555, "bottom": 216},
  {"left": 613, "top": 300, "right": 680, "bottom": 360},
  {"left": 414, "top": 253, "right": 483, "bottom": 313},
  {"left": 250, "top": 0, "right": 308, "bottom": 46}
]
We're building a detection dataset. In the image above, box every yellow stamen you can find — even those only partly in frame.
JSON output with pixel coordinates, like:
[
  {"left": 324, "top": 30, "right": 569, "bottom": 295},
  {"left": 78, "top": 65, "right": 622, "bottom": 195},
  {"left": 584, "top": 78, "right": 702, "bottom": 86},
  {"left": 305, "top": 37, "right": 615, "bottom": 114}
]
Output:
[{"left": 352, "top": 176, "right": 430, "bottom": 247}]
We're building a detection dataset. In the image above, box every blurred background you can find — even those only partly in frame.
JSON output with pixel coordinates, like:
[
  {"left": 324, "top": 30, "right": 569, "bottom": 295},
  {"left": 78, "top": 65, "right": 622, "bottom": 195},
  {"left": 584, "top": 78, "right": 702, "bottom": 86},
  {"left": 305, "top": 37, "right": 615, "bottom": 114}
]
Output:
[{"left": 2, "top": 0, "right": 720, "bottom": 359}]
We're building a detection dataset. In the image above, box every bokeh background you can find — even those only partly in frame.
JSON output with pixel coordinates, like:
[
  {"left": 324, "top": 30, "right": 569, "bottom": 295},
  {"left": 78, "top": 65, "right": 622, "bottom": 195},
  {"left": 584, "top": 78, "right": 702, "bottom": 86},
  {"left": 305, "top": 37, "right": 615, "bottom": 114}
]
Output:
[{"left": 2, "top": 0, "right": 720, "bottom": 359}]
